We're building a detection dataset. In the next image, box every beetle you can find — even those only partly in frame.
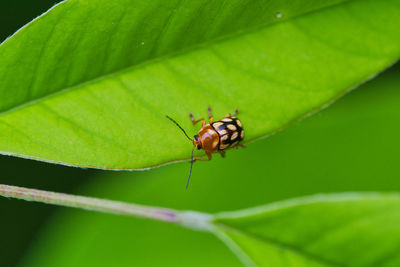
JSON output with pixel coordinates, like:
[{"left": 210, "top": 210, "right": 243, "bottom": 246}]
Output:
[{"left": 166, "top": 106, "right": 245, "bottom": 189}]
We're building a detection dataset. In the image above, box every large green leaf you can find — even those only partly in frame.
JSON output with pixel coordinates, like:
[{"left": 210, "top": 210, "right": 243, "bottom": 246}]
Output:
[
  {"left": 0, "top": 0, "right": 399, "bottom": 169},
  {"left": 19, "top": 66, "right": 400, "bottom": 266}
]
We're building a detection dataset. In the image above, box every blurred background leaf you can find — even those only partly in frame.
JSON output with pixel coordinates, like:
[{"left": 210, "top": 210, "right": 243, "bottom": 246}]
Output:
[
  {"left": 17, "top": 65, "right": 400, "bottom": 266},
  {"left": 214, "top": 193, "right": 400, "bottom": 267},
  {"left": 0, "top": 0, "right": 399, "bottom": 169}
]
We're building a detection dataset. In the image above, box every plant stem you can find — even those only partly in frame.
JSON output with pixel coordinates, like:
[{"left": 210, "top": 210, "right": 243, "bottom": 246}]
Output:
[{"left": 0, "top": 184, "right": 213, "bottom": 231}]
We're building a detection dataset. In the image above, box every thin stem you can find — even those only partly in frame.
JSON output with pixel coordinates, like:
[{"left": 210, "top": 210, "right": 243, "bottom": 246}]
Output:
[{"left": 0, "top": 184, "right": 213, "bottom": 231}]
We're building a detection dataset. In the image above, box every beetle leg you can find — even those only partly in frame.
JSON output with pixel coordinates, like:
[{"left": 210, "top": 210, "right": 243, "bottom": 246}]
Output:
[
  {"left": 193, "top": 152, "right": 212, "bottom": 162},
  {"left": 223, "top": 109, "right": 239, "bottom": 118},
  {"left": 208, "top": 106, "right": 214, "bottom": 123},
  {"left": 192, "top": 156, "right": 209, "bottom": 162},
  {"left": 219, "top": 150, "right": 226, "bottom": 158},
  {"left": 193, "top": 119, "right": 205, "bottom": 125},
  {"left": 189, "top": 113, "right": 205, "bottom": 125},
  {"left": 232, "top": 108, "right": 239, "bottom": 117},
  {"left": 232, "top": 143, "right": 246, "bottom": 149}
]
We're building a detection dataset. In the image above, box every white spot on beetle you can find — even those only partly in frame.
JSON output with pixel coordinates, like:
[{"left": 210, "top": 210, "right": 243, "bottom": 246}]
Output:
[
  {"left": 218, "top": 130, "right": 227, "bottom": 135},
  {"left": 213, "top": 122, "right": 223, "bottom": 128},
  {"left": 231, "top": 132, "right": 238, "bottom": 140},
  {"left": 222, "top": 118, "right": 232, "bottom": 122},
  {"left": 212, "top": 140, "right": 219, "bottom": 148},
  {"left": 220, "top": 143, "right": 229, "bottom": 150},
  {"left": 221, "top": 135, "right": 228, "bottom": 141},
  {"left": 227, "top": 124, "right": 236, "bottom": 131},
  {"left": 236, "top": 119, "right": 242, "bottom": 128},
  {"left": 240, "top": 131, "right": 244, "bottom": 139}
]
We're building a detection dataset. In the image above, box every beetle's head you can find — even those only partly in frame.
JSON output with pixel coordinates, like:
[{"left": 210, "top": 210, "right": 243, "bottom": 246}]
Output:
[{"left": 193, "top": 135, "right": 202, "bottom": 150}]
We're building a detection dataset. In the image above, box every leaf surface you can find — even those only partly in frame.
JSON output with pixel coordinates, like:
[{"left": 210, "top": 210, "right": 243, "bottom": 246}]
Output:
[
  {"left": 214, "top": 194, "right": 400, "bottom": 267},
  {"left": 0, "top": 0, "right": 399, "bottom": 169}
]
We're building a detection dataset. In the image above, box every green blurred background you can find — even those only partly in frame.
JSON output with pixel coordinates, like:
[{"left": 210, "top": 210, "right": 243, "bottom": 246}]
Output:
[{"left": 1, "top": 1, "right": 399, "bottom": 266}]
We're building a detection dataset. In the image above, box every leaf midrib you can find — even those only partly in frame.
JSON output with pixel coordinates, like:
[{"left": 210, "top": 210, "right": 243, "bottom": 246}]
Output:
[{"left": 0, "top": 0, "right": 353, "bottom": 118}]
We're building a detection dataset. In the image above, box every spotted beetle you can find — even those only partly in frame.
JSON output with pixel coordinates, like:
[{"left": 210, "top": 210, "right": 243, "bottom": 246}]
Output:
[{"left": 166, "top": 107, "right": 245, "bottom": 189}]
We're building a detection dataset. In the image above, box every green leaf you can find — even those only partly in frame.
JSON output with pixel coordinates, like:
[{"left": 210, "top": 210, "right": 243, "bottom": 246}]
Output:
[
  {"left": 214, "top": 193, "right": 400, "bottom": 267},
  {"left": 0, "top": 0, "right": 399, "bottom": 169},
  {"left": 20, "top": 189, "right": 400, "bottom": 266}
]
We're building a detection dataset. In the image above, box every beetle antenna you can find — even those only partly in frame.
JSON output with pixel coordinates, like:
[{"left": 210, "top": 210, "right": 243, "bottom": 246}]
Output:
[
  {"left": 186, "top": 146, "right": 195, "bottom": 190},
  {"left": 166, "top": 115, "right": 193, "bottom": 141}
]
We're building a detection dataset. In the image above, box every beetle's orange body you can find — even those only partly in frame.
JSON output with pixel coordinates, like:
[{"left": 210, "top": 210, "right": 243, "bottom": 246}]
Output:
[
  {"left": 166, "top": 107, "right": 245, "bottom": 189},
  {"left": 191, "top": 107, "right": 244, "bottom": 160},
  {"left": 196, "top": 124, "right": 219, "bottom": 153}
]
